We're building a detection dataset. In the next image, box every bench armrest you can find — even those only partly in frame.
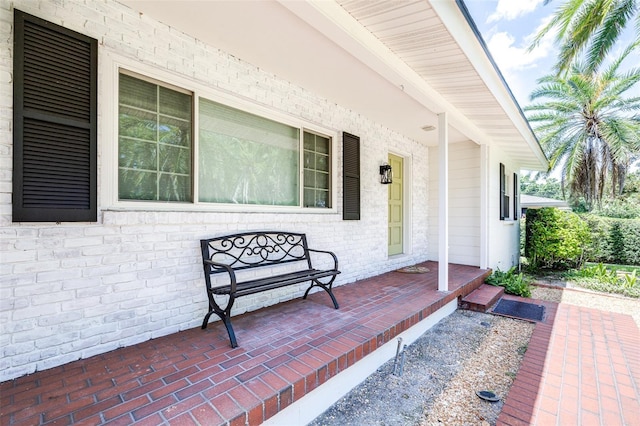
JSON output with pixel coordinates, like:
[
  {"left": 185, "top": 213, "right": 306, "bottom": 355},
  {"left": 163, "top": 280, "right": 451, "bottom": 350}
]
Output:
[
  {"left": 203, "top": 259, "right": 238, "bottom": 294},
  {"left": 307, "top": 248, "right": 339, "bottom": 271}
]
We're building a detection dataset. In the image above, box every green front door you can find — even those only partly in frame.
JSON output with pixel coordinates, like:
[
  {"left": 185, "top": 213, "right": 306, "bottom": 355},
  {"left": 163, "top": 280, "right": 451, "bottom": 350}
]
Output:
[{"left": 388, "top": 154, "right": 403, "bottom": 256}]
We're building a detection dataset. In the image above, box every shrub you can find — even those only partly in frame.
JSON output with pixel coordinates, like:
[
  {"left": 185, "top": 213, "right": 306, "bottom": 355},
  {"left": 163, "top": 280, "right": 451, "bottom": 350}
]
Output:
[
  {"left": 525, "top": 208, "right": 591, "bottom": 270},
  {"left": 593, "top": 198, "right": 640, "bottom": 219},
  {"left": 486, "top": 267, "right": 532, "bottom": 297},
  {"left": 581, "top": 215, "right": 640, "bottom": 265}
]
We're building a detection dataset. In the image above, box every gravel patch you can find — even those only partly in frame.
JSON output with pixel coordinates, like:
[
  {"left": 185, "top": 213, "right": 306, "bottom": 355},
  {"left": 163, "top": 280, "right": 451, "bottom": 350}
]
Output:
[
  {"left": 309, "top": 284, "right": 639, "bottom": 426},
  {"left": 309, "top": 310, "right": 534, "bottom": 426}
]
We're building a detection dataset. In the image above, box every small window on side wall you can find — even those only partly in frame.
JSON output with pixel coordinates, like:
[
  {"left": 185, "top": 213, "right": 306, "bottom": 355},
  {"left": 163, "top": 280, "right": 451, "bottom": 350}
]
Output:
[
  {"left": 500, "top": 163, "right": 510, "bottom": 220},
  {"left": 513, "top": 173, "right": 518, "bottom": 220}
]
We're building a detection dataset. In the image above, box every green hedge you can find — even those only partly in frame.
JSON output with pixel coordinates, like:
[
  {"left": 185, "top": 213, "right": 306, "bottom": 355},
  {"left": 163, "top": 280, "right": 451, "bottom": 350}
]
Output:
[
  {"left": 525, "top": 208, "right": 591, "bottom": 269},
  {"left": 581, "top": 215, "right": 640, "bottom": 265}
]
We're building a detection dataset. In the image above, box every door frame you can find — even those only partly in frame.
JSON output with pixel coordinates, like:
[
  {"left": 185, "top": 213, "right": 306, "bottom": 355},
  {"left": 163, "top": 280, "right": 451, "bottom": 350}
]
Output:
[{"left": 387, "top": 151, "right": 412, "bottom": 257}]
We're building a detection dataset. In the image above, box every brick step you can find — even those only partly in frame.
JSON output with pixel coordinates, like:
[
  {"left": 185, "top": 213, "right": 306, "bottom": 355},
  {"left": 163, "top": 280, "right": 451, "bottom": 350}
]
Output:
[{"left": 459, "top": 284, "right": 504, "bottom": 312}]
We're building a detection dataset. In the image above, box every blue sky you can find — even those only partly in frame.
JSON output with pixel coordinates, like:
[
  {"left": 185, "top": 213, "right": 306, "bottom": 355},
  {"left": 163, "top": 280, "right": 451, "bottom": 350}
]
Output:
[{"left": 464, "top": 0, "right": 640, "bottom": 108}]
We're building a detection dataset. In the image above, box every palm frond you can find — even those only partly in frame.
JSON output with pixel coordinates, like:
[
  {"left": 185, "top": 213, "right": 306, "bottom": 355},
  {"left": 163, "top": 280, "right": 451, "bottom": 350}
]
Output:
[{"left": 586, "top": 0, "right": 637, "bottom": 72}]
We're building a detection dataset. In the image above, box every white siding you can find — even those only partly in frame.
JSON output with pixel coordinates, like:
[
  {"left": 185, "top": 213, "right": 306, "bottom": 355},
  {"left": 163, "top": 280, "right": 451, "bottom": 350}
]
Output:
[
  {"left": 428, "top": 141, "right": 481, "bottom": 266},
  {"left": 428, "top": 141, "right": 521, "bottom": 270}
]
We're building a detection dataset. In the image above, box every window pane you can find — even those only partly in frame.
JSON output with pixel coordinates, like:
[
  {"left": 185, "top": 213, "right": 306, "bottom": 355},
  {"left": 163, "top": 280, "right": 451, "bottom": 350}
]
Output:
[
  {"left": 119, "top": 138, "right": 157, "bottom": 170},
  {"left": 316, "top": 171, "right": 328, "bottom": 189},
  {"left": 304, "top": 189, "right": 315, "bottom": 208},
  {"left": 304, "top": 169, "right": 315, "bottom": 188},
  {"left": 303, "top": 189, "right": 329, "bottom": 208},
  {"left": 159, "top": 116, "right": 190, "bottom": 147},
  {"left": 159, "top": 145, "right": 190, "bottom": 174},
  {"left": 118, "top": 74, "right": 192, "bottom": 202},
  {"left": 119, "top": 107, "right": 157, "bottom": 141},
  {"left": 120, "top": 74, "right": 156, "bottom": 110},
  {"left": 316, "top": 153, "right": 329, "bottom": 172},
  {"left": 159, "top": 86, "right": 191, "bottom": 120},
  {"left": 316, "top": 137, "right": 329, "bottom": 154},
  {"left": 119, "top": 170, "right": 157, "bottom": 200},
  {"left": 159, "top": 174, "right": 190, "bottom": 201},
  {"left": 199, "top": 98, "right": 299, "bottom": 206},
  {"left": 315, "top": 189, "right": 329, "bottom": 208}
]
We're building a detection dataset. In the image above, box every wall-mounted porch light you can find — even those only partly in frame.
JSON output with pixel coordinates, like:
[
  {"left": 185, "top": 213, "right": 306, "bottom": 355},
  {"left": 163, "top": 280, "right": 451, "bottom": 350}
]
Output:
[{"left": 380, "top": 163, "right": 393, "bottom": 184}]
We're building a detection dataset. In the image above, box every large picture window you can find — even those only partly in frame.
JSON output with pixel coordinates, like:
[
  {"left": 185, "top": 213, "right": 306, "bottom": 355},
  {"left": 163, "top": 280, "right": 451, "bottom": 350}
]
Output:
[
  {"left": 198, "top": 98, "right": 299, "bottom": 206},
  {"left": 117, "top": 72, "right": 332, "bottom": 209}
]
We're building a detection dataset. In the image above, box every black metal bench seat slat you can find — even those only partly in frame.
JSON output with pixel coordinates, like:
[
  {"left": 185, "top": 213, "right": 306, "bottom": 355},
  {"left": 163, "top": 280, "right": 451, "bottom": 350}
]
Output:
[
  {"left": 211, "top": 268, "right": 340, "bottom": 297},
  {"left": 200, "top": 231, "right": 340, "bottom": 347}
]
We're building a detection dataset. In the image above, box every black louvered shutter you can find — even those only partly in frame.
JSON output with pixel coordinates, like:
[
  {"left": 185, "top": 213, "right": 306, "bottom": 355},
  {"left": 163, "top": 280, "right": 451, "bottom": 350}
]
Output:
[
  {"left": 13, "top": 10, "right": 97, "bottom": 222},
  {"left": 342, "top": 132, "right": 360, "bottom": 220}
]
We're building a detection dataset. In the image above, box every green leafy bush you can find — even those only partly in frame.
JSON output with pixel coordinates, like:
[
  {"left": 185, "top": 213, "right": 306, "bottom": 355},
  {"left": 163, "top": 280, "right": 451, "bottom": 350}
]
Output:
[
  {"left": 525, "top": 208, "right": 591, "bottom": 270},
  {"left": 581, "top": 215, "right": 640, "bottom": 265},
  {"left": 486, "top": 267, "right": 532, "bottom": 297}
]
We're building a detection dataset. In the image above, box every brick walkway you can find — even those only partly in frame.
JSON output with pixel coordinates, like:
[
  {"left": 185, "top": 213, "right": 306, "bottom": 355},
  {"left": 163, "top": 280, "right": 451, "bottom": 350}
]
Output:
[
  {"left": 0, "top": 262, "right": 489, "bottom": 425},
  {"left": 498, "top": 297, "right": 640, "bottom": 426}
]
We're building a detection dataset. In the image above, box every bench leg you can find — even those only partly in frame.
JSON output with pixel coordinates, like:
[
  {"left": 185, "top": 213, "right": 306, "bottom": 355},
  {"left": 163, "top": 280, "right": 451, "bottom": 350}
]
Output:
[
  {"left": 303, "top": 279, "right": 339, "bottom": 309},
  {"left": 201, "top": 294, "right": 239, "bottom": 348}
]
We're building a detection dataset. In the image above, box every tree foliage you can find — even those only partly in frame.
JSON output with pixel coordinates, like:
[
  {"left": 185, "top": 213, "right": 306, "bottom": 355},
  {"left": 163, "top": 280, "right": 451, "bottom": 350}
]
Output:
[
  {"left": 531, "top": 0, "right": 640, "bottom": 74},
  {"left": 525, "top": 46, "right": 640, "bottom": 210},
  {"left": 520, "top": 174, "right": 565, "bottom": 199}
]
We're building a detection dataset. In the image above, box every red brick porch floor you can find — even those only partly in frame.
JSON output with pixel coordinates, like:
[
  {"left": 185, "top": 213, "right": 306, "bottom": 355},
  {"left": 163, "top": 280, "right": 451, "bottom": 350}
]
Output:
[
  {"left": 498, "top": 293, "right": 640, "bottom": 426},
  {"left": 1, "top": 261, "right": 489, "bottom": 426}
]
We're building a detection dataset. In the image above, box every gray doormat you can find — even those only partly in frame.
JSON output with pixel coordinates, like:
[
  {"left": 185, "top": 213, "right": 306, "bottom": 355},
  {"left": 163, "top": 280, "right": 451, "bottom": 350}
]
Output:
[{"left": 492, "top": 299, "right": 545, "bottom": 322}]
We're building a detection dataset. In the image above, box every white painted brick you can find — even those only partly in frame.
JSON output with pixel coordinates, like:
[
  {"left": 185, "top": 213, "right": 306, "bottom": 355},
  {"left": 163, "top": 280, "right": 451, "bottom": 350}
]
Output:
[
  {"left": 75, "top": 287, "right": 111, "bottom": 299},
  {"left": 31, "top": 291, "right": 74, "bottom": 306},
  {"left": 60, "top": 256, "right": 103, "bottom": 269},
  {"left": 12, "top": 304, "right": 59, "bottom": 321},
  {"left": 1, "top": 0, "right": 435, "bottom": 382},
  {"left": 80, "top": 323, "right": 118, "bottom": 339},
  {"left": 1, "top": 249, "right": 36, "bottom": 263},
  {"left": 14, "top": 282, "right": 62, "bottom": 297},
  {"left": 68, "top": 336, "right": 102, "bottom": 353},
  {"left": 36, "top": 268, "right": 82, "bottom": 283},
  {"left": 37, "top": 311, "right": 83, "bottom": 327}
]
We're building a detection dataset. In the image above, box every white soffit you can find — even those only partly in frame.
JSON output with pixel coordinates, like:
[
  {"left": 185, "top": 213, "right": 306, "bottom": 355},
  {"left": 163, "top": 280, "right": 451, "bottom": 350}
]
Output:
[{"left": 119, "top": 0, "right": 547, "bottom": 170}]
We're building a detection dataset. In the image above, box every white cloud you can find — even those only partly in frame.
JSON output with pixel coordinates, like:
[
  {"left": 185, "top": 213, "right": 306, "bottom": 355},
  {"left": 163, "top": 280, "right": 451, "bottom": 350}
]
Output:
[
  {"left": 487, "top": 15, "right": 555, "bottom": 72},
  {"left": 487, "top": 0, "right": 545, "bottom": 23},
  {"left": 485, "top": 19, "right": 556, "bottom": 104}
]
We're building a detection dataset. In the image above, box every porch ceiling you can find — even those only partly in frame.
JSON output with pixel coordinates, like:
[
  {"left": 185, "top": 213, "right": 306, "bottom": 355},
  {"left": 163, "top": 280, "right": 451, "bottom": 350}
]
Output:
[{"left": 119, "top": 0, "right": 548, "bottom": 171}]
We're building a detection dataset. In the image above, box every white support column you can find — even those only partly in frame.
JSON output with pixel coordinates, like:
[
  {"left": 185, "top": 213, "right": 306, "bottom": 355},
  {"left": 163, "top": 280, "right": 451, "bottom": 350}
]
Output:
[
  {"left": 438, "top": 112, "right": 448, "bottom": 292},
  {"left": 480, "top": 144, "right": 489, "bottom": 269}
]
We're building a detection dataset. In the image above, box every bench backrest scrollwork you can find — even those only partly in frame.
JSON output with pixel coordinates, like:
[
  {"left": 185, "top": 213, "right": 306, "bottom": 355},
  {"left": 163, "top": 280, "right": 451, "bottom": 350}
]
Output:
[{"left": 201, "top": 231, "right": 312, "bottom": 274}]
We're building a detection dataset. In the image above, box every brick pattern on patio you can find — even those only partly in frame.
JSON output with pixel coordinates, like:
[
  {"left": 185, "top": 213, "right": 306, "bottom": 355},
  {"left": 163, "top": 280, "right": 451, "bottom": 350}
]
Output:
[
  {"left": 1, "top": 262, "right": 489, "bottom": 426},
  {"left": 498, "top": 298, "right": 640, "bottom": 426}
]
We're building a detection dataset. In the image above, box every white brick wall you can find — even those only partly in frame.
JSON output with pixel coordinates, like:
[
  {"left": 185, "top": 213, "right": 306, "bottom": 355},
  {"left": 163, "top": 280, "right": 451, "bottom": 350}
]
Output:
[{"left": 0, "top": 0, "right": 430, "bottom": 381}]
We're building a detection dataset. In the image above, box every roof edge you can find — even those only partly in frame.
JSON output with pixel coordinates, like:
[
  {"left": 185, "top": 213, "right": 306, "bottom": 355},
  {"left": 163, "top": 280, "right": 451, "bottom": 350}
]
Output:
[{"left": 452, "top": 0, "right": 549, "bottom": 170}]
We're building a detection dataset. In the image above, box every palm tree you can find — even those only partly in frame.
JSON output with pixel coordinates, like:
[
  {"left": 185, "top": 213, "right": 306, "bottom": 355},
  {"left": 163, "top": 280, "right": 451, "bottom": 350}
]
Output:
[
  {"left": 531, "top": 0, "right": 639, "bottom": 74},
  {"left": 525, "top": 44, "right": 640, "bottom": 210}
]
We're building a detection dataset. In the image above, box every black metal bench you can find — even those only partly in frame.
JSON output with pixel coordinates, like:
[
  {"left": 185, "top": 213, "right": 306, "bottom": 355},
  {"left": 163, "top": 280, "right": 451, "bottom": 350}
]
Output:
[{"left": 200, "top": 231, "right": 341, "bottom": 347}]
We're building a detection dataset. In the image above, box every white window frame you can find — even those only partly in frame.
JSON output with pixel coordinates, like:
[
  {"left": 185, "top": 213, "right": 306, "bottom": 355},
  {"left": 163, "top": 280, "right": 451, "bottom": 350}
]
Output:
[{"left": 100, "top": 53, "right": 338, "bottom": 214}]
